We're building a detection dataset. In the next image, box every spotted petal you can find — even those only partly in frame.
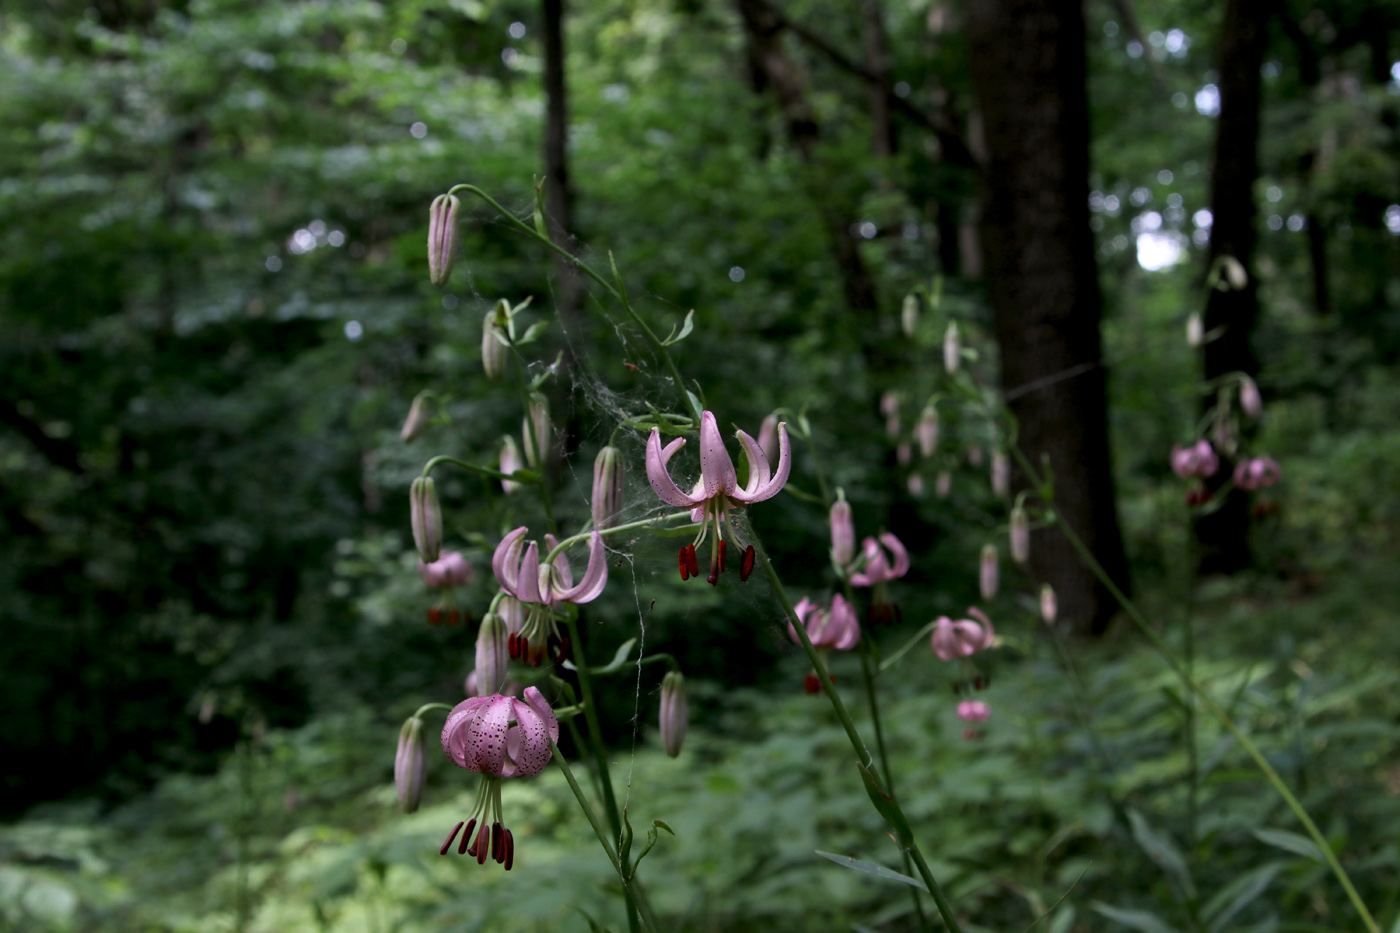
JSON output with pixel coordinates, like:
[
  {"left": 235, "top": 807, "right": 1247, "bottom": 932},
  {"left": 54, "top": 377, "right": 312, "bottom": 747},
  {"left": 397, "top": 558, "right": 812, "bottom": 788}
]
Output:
[
  {"left": 503, "top": 686, "right": 559, "bottom": 777},
  {"left": 645, "top": 429, "right": 703, "bottom": 508}
]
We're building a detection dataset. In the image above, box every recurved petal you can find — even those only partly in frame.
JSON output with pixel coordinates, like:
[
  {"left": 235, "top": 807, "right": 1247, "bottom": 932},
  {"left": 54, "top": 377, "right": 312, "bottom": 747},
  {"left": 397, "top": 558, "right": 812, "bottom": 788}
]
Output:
[
  {"left": 967, "top": 607, "right": 996, "bottom": 650},
  {"left": 545, "top": 534, "right": 574, "bottom": 592},
  {"left": 646, "top": 429, "right": 702, "bottom": 508},
  {"left": 506, "top": 687, "right": 558, "bottom": 777},
  {"left": 442, "top": 696, "right": 491, "bottom": 767},
  {"left": 879, "top": 532, "right": 910, "bottom": 579},
  {"left": 732, "top": 422, "right": 790, "bottom": 504},
  {"left": 697, "top": 411, "right": 738, "bottom": 500},
  {"left": 491, "top": 527, "right": 530, "bottom": 596},
  {"left": 463, "top": 694, "right": 513, "bottom": 775},
  {"left": 554, "top": 532, "right": 608, "bottom": 604},
  {"left": 828, "top": 595, "right": 861, "bottom": 650},
  {"left": 929, "top": 617, "right": 959, "bottom": 661},
  {"left": 734, "top": 429, "right": 772, "bottom": 497},
  {"left": 516, "top": 541, "right": 543, "bottom": 604},
  {"left": 788, "top": 597, "right": 816, "bottom": 644}
]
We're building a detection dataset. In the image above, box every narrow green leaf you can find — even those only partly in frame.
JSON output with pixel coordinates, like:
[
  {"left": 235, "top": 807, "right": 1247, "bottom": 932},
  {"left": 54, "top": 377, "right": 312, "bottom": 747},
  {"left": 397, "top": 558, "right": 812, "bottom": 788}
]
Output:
[
  {"left": 1252, "top": 828, "right": 1325, "bottom": 862},
  {"left": 857, "top": 763, "right": 913, "bottom": 846},
  {"left": 1126, "top": 809, "right": 1196, "bottom": 898},
  {"left": 518, "top": 320, "right": 549, "bottom": 345},
  {"left": 661, "top": 309, "right": 695, "bottom": 346},
  {"left": 1203, "top": 862, "right": 1282, "bottom": 932},
  {"left": 652, "top": 819, "right": 674, "bottom": 835},
  {"left": 814, "top": 851, "right": 926, "bottom": 891},
  {"left": 1089, "top": 903, "right": 1181, "bottom": 933}
]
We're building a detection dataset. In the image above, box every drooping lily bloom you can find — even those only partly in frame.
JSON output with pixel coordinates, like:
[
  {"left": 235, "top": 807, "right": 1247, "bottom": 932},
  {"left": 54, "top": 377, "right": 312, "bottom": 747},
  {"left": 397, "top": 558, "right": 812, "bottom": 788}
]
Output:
[
  {"left": 645, "top": 410, "right": 790, "bottom": 585},
  {"left": 438, "top": 686, "right": 559, "bottom": 869},
  {"left": 930, "top": 608, "right": 995, "bottom": 661},
  {"left": 492, "top": 527, "right": 608, "bottom": 665},
  {"left": 1233, "top": 456, "right": 1280, "bottom": 491},
  {"left": 419, "top": 550, "right": 475, "bottom": 627},
  {"left": 848, "top": 534, "right": 910, "bottom": 587},
  {"left": 1171, "top": 439, "right": 1219, "bottom": 479},
  {"left": 788, "top": 595, "right": 861, "bottom": 651},
  {"left": 957, "top": 700, "right": 990, "bottom": 722}
]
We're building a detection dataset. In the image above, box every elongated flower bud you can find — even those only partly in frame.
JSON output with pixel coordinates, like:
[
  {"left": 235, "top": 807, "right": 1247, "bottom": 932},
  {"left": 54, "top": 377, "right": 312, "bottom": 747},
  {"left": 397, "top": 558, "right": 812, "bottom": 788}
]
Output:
[
  {"left": 901, "top": 294, "right": 919, "bottom": 337},
  {"left": 936, "top": 470, "right": 952, "bottom": 498},
  {"left": 1186, "top": 312, "right": 1204, "bottom": 348},
  {"left": 1039, "top": 584, "right": 1057, "bottom": 625},
  {"left": 475, "top": 613, "right": 510, "bottom": 695},
  {"left": 500, "top": 436, "right": 523, "bottom": 494},
  {"left": 880, "top": 392, "right": 900, "bottom": 438},
  {"left": 1239, "top": 375, "right": 1262, "bottom": 419},
  {"left": 410, "top": 476, "right": 442, "bottom": 562},
  {"left": 521, "top": 395, "right": 551, "bottom": 468},
  {"left": 979, "top": 544, "right": 999, "bottom": 600},
  {"left": 830, "top": 498, "right": 855, "bottom": 569},
  {"left": 428, "top": 194, "right": 460, "bottom": 287},
  {"left": 943, "top": 322, "right": 961, "bottom": 374},
  {"left": 991, "top": 451, "right": 1009, "bottom": 498},
  {"left": 401, "top": 393, "right": 430, "bottom": 443},
  {"left": 916, "top": 406, "right": 939, "bottom": 458},
  {"left": 482, "top": 312, "right": 508, "bottom": 381},
  {"left": 395, "top": 716, "right": 426, "bottom": 813},
  {"left": 1010, "top": 505, "right": 1030, "bottom": 564},
  {"left": 659, "top": 671, "right": 688, "bottom": 758},
  {"left": 592, "top": 446, "right": 626, "bottom": 529}
]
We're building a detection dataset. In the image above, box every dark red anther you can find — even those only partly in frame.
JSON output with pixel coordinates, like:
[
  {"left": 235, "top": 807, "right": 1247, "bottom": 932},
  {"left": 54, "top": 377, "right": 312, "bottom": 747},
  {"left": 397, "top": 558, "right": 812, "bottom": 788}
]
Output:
[
  {"left": 503, "top": 829, "right": 515, "bottom": 871},
  {"left": 686, "top": 544, "right": 699, "bottom": 579},
  {"left": 558, "top": 636, "right": 571, "bottom": 662},
  {"left": 492, "top": 822, "right": 504, "bottom": 863},
  {"left": 440, "top": 821, "right": 465, "bottom": 855},
  {"left": 804, "top": 672, "right": 822, "bottom": 694},
  {"left": 1186, "top": 486, "right": 1212, "bottom": 507},
  {"left": 475, "top": 825, "right": 489, "bottom": 865},
  {"left": 519, "top": 636, "right": 530, "bottom": 665},
  {"left": 678, "top": 547, "right": 690, "bottom": 581},
  {"left": 718, "top": 540, "right": 727, "bottom": 573},
  {"left": 507, "top": 632, "right": 519, "bottom": 659},
  {"left": 427, "top": 608, "right": 442, "bottom": 627},
  {"left": 446, "top": 609, "right": 461, "bottom": 627},
  {"left": 739, "top": 545, "right": 755, "bottom": 582},
  {"left": 458, "top": 817, "right": 477, "bottom": 855},
  {"left": 973, "top": 676, "right": 984, "bottom": 691}
]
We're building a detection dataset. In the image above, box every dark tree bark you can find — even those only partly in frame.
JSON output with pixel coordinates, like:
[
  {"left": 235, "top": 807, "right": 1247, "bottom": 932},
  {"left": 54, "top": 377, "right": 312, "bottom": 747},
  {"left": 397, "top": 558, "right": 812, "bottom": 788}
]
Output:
[
  {"left": 965, "top": 0, "right": 1130, "bottom": 635},
  {"left": 860, "top": 0, "right": 896, "bottom": 157},
  {"left": 541, "top": 0, "right": 583, "bottom": 327},
  {"left": 1278, "top": 7, "right": 1330, "bottom": 316},
  {"left": 1196, "top": 0, "right": 1270, "bottom": 574}
]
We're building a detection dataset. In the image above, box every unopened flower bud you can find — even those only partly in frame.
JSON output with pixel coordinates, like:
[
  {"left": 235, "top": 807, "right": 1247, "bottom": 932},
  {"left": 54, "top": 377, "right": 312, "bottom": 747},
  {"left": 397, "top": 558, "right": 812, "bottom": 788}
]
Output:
[
  {"left": 482, "top": 312, "right": 508, "bottom": 381},
  {"left": 659, "top": 671, "right": 688, "bottom": 758},
  {"left": 475, "top": 613, "right": 510, "bottom": 695},
  {"left": 880, "top": 391, "right": 900, "bottom": 437},
  {"left": 428, "top": 194, "right": 460, "bottom": 287},
  {"left": 410, "top": 476, "right": 442, "bottom": 563},
  {"left": 1010, "top": 505, "right": 1030, "bottom": 564},
  {"left": 829, "top": 498, "right": 855, "bottom": 569},
  {"left": 897, "top": 442, "right": 912, "bottom": 466},
  {"left": 907, "top": 472, "right": 925, "bottom": 496},
  {"left": 916, "top": 406, "right": 939, "bottom": 458},
  {"left": 936, "top": 471, "right": 952, "bottom": 498},
  {"left": 1221, "top": 255, "right": 1248, "bottom": 291},
  {"left": 967, "top": 444, "right": 984, "bottom": 467},
  {"left": 991, "top": 451, "right": 1009, "bottom": 498},
  {"left": 943, "top": 322, "right": 961, "bottom": 374},
  {"left": 1039, "top": 584, "right": 1057, "bottom": 625},
  {"left": 592, "top": 446, "right": 626, "bottom": 529},
  {"left": 401, "top": 393, "right": 430, "bottom": 443},
  {"left": 500, "top": 436, "right": 523, "bottom": 494},
  {"left": 1186, "top": 312, "right": 1204, "bottom": 348},
  {"left": 901, "top": 294, "right": 919, "bottom": 337},
  {"left": 1239, "top": 375, "right": 1262, "bottom": 419},
  {"left": 979, "top": 544, "right": 999, "bottom": 600},
  {"left": 395, "top": 716, "right": 427, "bottom": 813},
  {"left": 522, "top": 394, "right": 551, "bottom": 468},
  {"left": 757, "top": 414, "right": 779, "bottom": 463}
]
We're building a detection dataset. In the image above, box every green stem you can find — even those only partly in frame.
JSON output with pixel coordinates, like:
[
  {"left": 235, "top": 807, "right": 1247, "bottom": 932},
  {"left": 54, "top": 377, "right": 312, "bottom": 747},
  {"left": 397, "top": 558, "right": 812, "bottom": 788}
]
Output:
[
  {"left": 420, "top": 454, "right": 535, "bottom": 485},
  {"left": 545, "top": 511, "right": 695, "bottom": 562},
  {"left": 448, "top": 184, "right": 699, "bottom": 421},
  {"left": 750, "top": 531, "right": 964, "bottom": 933},
  {"left": 548, "top": 737, "right": 659, "bottom": 933},
  {"left": 1007, "top": 445, "right": 1379, "bottom": 933}
]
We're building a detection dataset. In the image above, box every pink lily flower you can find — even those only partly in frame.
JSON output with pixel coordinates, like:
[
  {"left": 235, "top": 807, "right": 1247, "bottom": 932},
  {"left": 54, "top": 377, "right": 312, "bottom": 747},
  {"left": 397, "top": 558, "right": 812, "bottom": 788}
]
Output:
[
  {"left": 418, "top": 550, "right": 473, "bottom": 627},
  {"left": 492, "top": 527, "right": 608, "bottom": 665},
  {"left": 1234, "top": 456, "right": 1280, "bottom": 491},
  {"left": 930, "top": 607, "right": 995, "bottom": 661},
  {"left": 1171, "top": 439, "right": 1219, "bottom": 478},
  {"left": 645, "top": 410, "right": 790, "bottom": 585},
  {"left": 438, "top": 686, "right": 559, "bottom": 869},
  {"left": 848, "top": 534, "right": 910, "bottom": 587},
  {"left": 788, "top": 594, "right": 861, "bottom": 651},
  {"left": 957, "top": 699, "right": 990, "bottom": 722}
]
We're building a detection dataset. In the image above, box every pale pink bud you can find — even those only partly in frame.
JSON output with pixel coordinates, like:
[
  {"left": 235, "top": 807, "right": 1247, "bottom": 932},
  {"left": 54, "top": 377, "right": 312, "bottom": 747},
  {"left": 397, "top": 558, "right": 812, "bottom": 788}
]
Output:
[
  {"left": 943, "top": 322, "right": 961, "bottom": 373},
  {"left": 659, "top": 671, "right": 688, "bottom": 758},
  {"left": 1186, "top": 312, "right": 1204, "bottom": 348},
  {"left": 1010, "top": 505, "right": 1030, "bottom": 564},
  {"left": 936, "top": 470, "right": 952, "bottom": 498},
  {"left": 395, "top": 716, "right": 427, "bottom": 813},
  {"left": 428, "top": 194, "right": 460, "bottom": 287},
  {"left": 757, "top": 414, "right": 779, "bottom": 463},
  {"left": 401, "top": 393, "right": 430, "bottom": 443},
  {"left": 907, "top": 472, "right": 925, "bottom": 495},
  {"left": 957, "top": 700, "right": 990, "bottom": 723},
  {"left": 500, "top": 436, "right": 523, "bottom": 494},
  {"left": 916, "top": 406, "right": 939, "bottom": 457},
  {"left": 880, "top": 391, "right": 900, "bottom": 438},
  {"left": 1039, "top": 584, "right": 1057, "bottom": 625},
  {"left": 521, "top": 394, "right": 551, "bottom": 468},
  {"left": 1239, "top": 376, "right": 1262, "bottom": 419},
  {"left": 410, "top": 476, "right": 442, "bottom": 563},
  {"left": 829, "top": 499, "right": 855, "bottom": 569},
  {"left": 591, "top": 446, "right": 626, "bottom": 529},
  {"left": 979, "top": 544, "right": 999, "bottom": 600},
  {"left": 968, "top": 444, "right": 984, "bottom": 467},
  {"left": 475, "top": 613, "right": 510, "bottom": 695},
  {"left": 896, "top": 442, "right": 912, "bottom": 466},
  {"left": 991, "top": 451, "right": 1009, "bottom": 498},
  {"left": 901, "top": 294, "right": 919, "bottom": 337},
  {"left": 481, "top": 311, "right": 508, "bottom": 381}
]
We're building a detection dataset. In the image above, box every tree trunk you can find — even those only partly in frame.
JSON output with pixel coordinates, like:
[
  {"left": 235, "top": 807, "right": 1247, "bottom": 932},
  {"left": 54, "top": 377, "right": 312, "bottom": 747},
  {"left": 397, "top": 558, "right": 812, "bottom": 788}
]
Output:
[
  {"left": 541, "top": 0, "right": 583, "bottom": 327},
  {"left": 860, "top": 0, "right": 896, "bottom": 157},
  {"left": 1196, "top": 0, "right": 1270, "bottom": 575},
  {"left": 965, "top": 0, "right": 1130, "bottom": 635}
]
